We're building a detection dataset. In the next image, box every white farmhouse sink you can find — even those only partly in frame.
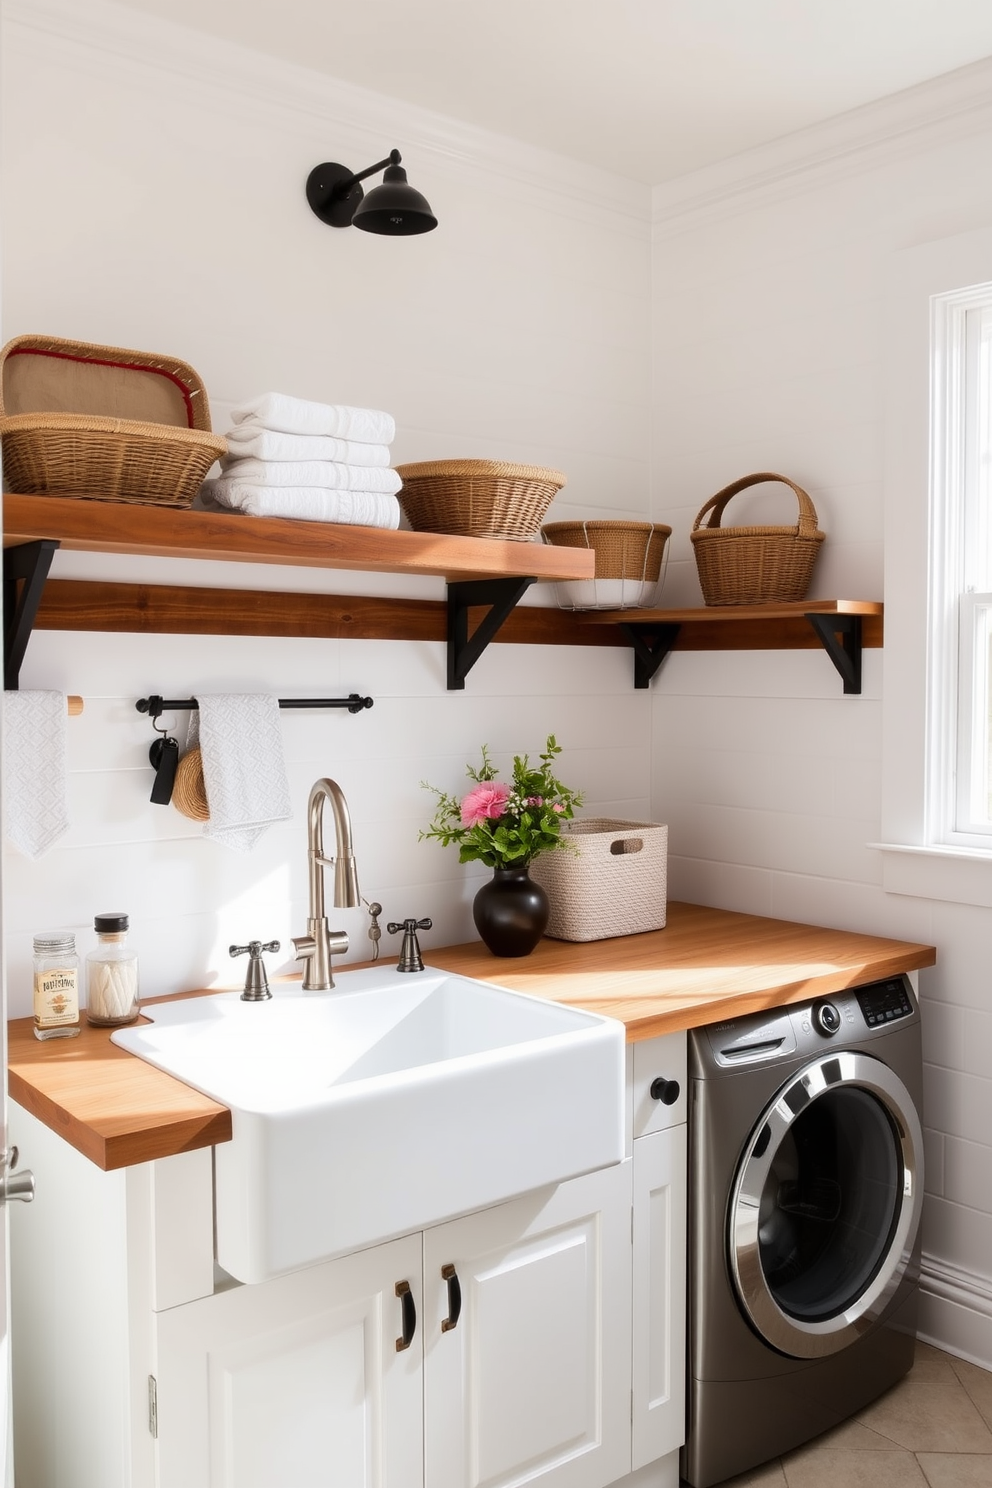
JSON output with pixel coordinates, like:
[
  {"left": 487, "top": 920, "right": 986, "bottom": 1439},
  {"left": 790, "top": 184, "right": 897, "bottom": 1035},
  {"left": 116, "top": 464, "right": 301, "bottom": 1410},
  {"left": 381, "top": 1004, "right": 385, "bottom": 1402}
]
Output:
[{"left": 112, "top": 966, "right": 625, "bottom": 1283}]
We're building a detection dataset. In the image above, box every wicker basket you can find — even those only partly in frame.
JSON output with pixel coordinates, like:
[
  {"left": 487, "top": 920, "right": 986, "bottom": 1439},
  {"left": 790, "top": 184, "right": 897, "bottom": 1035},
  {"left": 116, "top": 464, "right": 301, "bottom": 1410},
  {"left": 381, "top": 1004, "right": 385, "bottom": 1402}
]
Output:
[
  {"left": 690, "top": 472, "right": 824, "bottom": 605},
  {"left": 394, "top": 459, "right": 566, "bottom": 540},
  {"left": 530, "top": 818, "right": 668, "bottom": 942},
  {"left": 172, "top": 748, "right": 209, "bottom": 821},
  {"left": 0, "top": 335, "right": 226, "bottom": 507},
  {"left": 541, "top": 520, "right": 671, "bottom": 609}
]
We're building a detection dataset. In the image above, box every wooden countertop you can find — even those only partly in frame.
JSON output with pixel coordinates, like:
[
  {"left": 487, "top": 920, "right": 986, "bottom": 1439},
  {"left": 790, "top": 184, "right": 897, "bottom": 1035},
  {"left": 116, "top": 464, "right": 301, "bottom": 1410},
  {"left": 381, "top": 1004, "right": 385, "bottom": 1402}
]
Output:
[
  {"left": 8, "top": 1004, "right": 232, "bottom": 1171},
  {"left": 8, "top": 902, "right": 935, "bottom": 1171}
]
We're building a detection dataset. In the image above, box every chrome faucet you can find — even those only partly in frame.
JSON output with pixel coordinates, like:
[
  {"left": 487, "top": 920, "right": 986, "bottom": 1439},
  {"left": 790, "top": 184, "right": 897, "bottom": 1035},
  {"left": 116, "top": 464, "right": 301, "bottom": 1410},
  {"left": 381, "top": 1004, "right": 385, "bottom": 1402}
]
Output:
[{"left": 292, "top": 778, "right": 360, "bottom": 990}]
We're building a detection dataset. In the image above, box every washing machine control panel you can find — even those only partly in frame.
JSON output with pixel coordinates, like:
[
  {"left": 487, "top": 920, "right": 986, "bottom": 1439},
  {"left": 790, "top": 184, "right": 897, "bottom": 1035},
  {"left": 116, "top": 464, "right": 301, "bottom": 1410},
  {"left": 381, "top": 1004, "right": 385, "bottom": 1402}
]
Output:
[
  {"left": 811, "top": 1000, "right": 842, "bottom": 1036},
  {"left": 855, "top": 976, "right": 915, "bottom": 1028}
]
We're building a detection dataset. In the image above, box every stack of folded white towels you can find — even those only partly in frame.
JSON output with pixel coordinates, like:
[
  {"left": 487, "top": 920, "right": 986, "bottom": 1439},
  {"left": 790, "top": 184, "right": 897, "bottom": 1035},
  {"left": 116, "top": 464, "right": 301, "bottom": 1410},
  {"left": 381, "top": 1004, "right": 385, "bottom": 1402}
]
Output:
[{"left": 200, "top": 392, "right": 402, "bottom": 529}]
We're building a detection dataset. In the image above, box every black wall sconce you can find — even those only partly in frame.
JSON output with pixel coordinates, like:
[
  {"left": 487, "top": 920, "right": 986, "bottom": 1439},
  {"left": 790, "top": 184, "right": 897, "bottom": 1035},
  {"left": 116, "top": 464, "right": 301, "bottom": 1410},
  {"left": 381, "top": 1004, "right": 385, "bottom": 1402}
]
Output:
[{"left": 305, "top": 148, "right": 437, "bottom": 236}]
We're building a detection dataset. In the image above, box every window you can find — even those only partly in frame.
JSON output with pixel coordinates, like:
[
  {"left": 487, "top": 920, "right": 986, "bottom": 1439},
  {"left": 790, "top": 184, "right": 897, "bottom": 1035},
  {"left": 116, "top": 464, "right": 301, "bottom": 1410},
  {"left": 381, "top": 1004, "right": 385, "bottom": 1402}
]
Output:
[
  {"left": 930, "top": 286, "right": 992, "bottom": 848},
  {"left": 879, "top": 224, "right": 992, "bottom": 904}
]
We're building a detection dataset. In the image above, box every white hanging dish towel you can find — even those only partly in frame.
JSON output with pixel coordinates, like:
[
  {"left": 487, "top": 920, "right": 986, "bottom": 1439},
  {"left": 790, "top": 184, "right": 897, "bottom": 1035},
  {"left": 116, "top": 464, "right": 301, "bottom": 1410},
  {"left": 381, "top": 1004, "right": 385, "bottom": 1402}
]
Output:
[
  {"left": 3, "top": 691, "right": 70, "bottom": 858},
  {"left": 186, "top": 695, "right": 291, "bottom": 851}
]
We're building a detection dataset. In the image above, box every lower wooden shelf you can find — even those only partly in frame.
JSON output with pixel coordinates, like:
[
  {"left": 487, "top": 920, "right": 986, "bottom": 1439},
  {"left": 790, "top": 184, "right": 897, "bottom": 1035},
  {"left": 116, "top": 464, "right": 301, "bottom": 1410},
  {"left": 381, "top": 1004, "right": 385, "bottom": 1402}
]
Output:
[{"left": 2, "top": 495, "right": 883, "bottom": 691}]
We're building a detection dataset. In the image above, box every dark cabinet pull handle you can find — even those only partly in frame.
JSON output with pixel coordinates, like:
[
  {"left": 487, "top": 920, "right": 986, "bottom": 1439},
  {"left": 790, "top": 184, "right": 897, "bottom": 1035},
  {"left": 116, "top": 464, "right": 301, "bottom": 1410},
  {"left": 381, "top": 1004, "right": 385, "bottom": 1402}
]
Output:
[
  {"left": 395, "top": 1280, "right": 416, "bottom": 1352},
  {"left": 650, "top": 1076, "right": 681, "bottom": 1105},
  {"left": 441, "top": 1263, "right": 462, "bottom": 1332}
]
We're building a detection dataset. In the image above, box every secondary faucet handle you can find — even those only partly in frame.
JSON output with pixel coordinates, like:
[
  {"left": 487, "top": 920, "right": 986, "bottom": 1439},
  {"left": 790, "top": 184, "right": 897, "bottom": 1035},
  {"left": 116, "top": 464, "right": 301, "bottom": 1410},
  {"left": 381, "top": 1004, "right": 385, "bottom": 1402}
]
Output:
[
  {"left": 230, "top": 940, "right": 281, "bottom": 1001},
  {"left": 387, "top": 918, "right": 432, "bottom": 974}
]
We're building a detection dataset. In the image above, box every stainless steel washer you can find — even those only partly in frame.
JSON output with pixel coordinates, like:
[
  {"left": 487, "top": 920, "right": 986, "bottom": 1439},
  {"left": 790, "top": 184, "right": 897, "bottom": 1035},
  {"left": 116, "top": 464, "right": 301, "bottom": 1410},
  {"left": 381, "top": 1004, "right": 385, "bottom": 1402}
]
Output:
[{"left": 682, "top": 975, "right": 924, "bottom": 1487}]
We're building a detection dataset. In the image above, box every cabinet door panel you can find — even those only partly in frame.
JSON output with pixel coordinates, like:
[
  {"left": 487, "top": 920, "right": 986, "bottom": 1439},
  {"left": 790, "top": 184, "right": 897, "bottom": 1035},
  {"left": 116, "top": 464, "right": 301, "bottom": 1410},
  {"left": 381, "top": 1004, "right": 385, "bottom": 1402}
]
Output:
[
  {"left": 155, "top": 1234, "right": 422, "bottom": 1488},
  {"left": 425, "top": 1161, "right": 632, "bottom": 1488},
  {"left": 631, "top": 1126, "right": 687, "bottom": 1469}
]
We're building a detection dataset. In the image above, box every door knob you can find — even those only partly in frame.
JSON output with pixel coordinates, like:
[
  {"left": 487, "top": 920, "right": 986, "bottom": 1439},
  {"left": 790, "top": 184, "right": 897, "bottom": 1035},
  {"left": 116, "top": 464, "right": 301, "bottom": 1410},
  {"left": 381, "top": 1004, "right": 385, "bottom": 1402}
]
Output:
[{"left": 0, "top": 1148, "right": 34, "bottom": 1205}]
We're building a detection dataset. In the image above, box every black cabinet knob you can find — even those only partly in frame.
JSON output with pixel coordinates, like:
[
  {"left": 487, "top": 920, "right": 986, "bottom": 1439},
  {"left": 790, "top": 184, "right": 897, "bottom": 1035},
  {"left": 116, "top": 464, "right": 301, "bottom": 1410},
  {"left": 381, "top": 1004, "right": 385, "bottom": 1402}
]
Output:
[{"left": 650, "top": 1076, "right": 681, "bottom": 1106}]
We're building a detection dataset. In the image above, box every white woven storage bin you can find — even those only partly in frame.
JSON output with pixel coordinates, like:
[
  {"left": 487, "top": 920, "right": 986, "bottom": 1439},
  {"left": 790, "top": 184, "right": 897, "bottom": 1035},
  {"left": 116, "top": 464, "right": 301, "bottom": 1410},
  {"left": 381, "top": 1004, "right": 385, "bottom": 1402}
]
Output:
[{"left": 531, "top": 818, "right": 668, "bottom": 942}]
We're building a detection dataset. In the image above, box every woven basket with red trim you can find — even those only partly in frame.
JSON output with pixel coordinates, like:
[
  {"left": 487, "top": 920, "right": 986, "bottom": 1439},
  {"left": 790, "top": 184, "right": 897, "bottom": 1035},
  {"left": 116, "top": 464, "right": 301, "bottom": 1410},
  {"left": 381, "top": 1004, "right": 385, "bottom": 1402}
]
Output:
[{"left": 0, "top": 335, "right": 226, "bottom": 507}]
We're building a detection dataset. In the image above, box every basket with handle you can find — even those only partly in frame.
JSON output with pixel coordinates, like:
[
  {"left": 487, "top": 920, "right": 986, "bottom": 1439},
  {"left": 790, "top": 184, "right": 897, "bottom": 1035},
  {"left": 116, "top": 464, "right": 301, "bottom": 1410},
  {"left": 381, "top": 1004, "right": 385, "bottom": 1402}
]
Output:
[
  {"left": 0, "top": 334, "right": 226, "bottom": 507},
  {"left": 529, "top": 818, "right": 668, "bottom": 941},
  {"left": 690, "top": 472, "right": 825, "bottom": 605}
]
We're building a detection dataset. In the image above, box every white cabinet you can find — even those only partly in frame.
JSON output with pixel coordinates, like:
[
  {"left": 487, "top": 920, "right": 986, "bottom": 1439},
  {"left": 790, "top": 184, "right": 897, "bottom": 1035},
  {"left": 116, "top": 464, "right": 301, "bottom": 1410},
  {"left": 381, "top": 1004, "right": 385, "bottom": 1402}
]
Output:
[
  {"left": 151, "top": 1163, "right": 633, "bottom": 1488},
  {"left": 10, "top": 1031, "right": 688, "bottom": 1488},
  {"left": 424, "top": 1161, "right": 632, "bottom": 1488},
  {"left": 154, "top": 1235, "right": 423, "bottom": 1488},
  {"left": 631, "top": 1127, "right": 687, "bottom": 1471}
]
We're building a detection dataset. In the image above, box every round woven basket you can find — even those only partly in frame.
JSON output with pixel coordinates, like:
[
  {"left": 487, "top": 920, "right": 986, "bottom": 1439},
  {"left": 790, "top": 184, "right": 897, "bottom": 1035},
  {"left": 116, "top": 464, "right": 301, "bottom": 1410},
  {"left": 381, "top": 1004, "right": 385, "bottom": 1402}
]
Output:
[
  {"left": 541, "top": 520, "right": 671, "bottom": 610},
  {"left": 394, "top": 459, "right": 566, "bottom": 540},
  {"left": 172, "top": 748, "right": 210, "bottom": 821},
  {"left": 690, "top": 472, "right": 825, "bottom": 605},
  {"left": 0, "top": 413, "right": 225, "bottom": 507},
  {"left": 0, "top": 334, "right": 225, "bottom": 507},
  {"left": 541, "top": 520, "right": 670, "bottom": 580}
]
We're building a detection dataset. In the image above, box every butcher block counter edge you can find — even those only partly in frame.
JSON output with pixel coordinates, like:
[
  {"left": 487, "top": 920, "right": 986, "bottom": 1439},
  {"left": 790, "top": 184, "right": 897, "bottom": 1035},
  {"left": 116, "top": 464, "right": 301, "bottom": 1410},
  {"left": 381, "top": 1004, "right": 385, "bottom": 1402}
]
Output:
[{"left": 7, "top": 901, "right": 935, "bottom": 1172}]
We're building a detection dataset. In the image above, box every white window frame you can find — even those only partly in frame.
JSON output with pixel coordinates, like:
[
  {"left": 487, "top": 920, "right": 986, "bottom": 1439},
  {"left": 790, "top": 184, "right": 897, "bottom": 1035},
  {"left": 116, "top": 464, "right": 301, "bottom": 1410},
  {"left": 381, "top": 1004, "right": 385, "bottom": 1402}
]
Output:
[
  {"left": 929, "top": 288, "right": 992, "bottom": 848},
  {"left": 878, "top": 226, "right": 992, "bottom": 905}
]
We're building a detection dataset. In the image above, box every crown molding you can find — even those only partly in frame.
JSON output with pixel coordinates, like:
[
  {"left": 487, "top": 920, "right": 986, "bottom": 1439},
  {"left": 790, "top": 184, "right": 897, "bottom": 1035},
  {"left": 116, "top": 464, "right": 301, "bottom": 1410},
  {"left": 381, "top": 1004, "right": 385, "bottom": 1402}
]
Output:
[
  {"left": 652, "top": 53, "right": 992, "bottom": 237},
  {"left": 5, "top": 0, "right": 649, "bottom": 236}
]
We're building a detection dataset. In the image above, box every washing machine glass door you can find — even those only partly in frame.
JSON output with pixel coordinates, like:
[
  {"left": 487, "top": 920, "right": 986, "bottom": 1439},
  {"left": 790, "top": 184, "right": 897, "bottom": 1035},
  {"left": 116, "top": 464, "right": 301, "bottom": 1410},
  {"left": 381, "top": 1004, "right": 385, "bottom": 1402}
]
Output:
[{"left": 729, "top": 1050, "right": 923, "bottom": 1358}]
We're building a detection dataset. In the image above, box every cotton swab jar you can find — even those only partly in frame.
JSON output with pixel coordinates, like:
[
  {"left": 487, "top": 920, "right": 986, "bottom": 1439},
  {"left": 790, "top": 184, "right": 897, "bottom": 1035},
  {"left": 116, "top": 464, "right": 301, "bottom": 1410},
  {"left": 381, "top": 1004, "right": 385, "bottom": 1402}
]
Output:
[{"left": 85, "top": 913, "right": 140, "bottom": 1027}]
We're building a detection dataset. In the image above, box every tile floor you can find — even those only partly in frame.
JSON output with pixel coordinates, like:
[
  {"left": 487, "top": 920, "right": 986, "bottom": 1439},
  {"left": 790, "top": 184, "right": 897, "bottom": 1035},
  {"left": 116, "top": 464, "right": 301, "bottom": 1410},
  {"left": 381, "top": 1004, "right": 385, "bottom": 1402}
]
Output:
[{"left": 691, "top": 1340, "right": 992, "bottom": 1488}]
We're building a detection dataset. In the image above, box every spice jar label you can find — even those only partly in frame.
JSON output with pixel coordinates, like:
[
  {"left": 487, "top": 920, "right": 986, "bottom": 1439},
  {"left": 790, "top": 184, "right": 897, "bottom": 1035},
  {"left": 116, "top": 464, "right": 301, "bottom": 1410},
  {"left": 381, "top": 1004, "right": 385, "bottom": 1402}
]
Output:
[{"left": 34, "top": 967, "right": 80, "bottom": 1027}]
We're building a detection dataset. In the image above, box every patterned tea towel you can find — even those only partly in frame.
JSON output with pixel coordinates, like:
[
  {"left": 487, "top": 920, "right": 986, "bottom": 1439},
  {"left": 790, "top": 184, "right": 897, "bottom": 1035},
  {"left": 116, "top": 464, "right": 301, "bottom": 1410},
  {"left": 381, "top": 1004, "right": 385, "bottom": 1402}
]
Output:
[
  {"left": 186, "top": 695, "right": 291, "bottom": 851},
  {"left": 3, "top": 691, "right": 70, "bottom": 857}
]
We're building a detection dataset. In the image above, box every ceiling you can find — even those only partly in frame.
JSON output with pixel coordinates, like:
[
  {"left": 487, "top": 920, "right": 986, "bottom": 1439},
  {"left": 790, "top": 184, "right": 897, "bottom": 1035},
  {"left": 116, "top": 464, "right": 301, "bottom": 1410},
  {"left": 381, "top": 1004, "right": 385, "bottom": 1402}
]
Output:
[{"left": 112, "top": 0, "right": 992, "bottom": 183}]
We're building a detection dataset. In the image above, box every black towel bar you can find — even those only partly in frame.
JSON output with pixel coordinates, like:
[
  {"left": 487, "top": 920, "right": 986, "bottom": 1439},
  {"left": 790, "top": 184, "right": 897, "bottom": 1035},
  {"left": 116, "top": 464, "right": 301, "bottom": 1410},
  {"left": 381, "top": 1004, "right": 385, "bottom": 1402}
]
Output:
[{"left": 136, "top": 693, "right": 374, "bottom": 718}]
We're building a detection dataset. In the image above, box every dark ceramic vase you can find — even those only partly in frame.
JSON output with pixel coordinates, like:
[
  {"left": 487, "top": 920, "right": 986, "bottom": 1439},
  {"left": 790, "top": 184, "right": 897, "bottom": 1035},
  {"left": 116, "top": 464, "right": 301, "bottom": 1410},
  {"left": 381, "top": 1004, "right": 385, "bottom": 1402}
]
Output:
[{"left": 473, "top": 866, "right": 550, "bottom": 957}]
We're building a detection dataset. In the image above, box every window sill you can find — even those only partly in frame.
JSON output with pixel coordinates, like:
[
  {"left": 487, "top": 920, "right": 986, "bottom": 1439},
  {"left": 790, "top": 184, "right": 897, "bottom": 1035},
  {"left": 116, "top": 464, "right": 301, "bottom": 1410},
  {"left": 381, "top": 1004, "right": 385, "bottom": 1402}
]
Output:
[{"left": 871, "top": 841, "right": 992, "bottom": 907}]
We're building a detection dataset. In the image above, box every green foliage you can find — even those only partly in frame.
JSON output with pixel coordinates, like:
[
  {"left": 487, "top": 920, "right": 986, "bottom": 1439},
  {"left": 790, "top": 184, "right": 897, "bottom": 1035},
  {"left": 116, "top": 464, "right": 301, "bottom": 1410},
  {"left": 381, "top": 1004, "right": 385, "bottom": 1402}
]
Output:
[{"left": 421, "top": 735, "right": 583, "bottom": 870}]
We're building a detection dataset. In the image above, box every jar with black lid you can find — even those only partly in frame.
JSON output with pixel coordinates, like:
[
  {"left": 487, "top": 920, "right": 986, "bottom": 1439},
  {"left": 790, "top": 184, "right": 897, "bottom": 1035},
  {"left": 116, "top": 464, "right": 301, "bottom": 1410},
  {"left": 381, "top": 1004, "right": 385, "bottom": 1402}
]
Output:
[{"left": 85, "top": 913, "right": 140, "bottom": 1027}]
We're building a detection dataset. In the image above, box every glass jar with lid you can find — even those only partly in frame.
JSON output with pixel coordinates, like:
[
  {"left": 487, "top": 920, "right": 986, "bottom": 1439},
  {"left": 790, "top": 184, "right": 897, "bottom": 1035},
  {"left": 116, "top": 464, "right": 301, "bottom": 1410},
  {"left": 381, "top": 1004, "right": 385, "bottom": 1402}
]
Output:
[
  {"left": 33, "top": 932, "right": 81, "bottom": 1040},
  {"left": 85, "top": 913, "right": 140, "bottom": 1027}
]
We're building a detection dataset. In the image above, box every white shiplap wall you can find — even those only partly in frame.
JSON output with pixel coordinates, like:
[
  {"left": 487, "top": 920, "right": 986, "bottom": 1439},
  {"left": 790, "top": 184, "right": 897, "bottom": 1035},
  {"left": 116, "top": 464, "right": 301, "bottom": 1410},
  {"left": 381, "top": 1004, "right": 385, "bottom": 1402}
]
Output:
[
  {"left": 0, "top": 0, "right": 653, "bottom": 1009},
  {"left": 5, "top": 0, "right": 992, "bottom": 1370},
  {"left": 649, "top": 74, "right": 992, "bottom": 1363}
]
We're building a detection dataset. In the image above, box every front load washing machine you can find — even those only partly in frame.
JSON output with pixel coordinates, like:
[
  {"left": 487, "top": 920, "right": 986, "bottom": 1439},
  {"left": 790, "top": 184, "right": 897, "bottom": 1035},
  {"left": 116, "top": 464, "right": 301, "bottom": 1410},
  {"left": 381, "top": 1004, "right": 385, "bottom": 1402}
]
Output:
[{"left": 682, "top": 975, "right": 924, "bottom": 1487}]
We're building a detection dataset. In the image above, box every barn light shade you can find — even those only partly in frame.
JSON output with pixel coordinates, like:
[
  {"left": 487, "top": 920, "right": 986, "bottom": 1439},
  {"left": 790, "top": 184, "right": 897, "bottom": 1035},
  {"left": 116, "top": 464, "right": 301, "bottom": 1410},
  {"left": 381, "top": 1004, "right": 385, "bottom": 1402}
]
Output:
[{"left": 305, "top": 149, "right": 437, "bottom": 236}]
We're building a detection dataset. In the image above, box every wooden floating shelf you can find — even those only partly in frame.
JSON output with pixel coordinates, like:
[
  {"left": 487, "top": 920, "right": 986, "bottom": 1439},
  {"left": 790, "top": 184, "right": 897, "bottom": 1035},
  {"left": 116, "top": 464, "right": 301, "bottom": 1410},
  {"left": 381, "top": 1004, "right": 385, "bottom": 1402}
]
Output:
[
  {"left": 1, "top": 495, "right": 884, "bottom": 692},
  {"left": 586, "top": 599, "right": 883, "bottom": 692},
  {"left": 1, "top": 494, "right": 594, "bottom": 583},
  {"left": 583, "top": 599, "right": 883, "bottom": 648}
]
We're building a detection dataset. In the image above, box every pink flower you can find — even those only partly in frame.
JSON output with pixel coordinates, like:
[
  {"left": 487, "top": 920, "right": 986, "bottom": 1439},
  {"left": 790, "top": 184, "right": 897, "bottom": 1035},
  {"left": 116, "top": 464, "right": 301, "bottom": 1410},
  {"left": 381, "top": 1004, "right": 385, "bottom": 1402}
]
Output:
[
  {"left": 460, "top": 781, "right": 510, "bottom": 827},
  {"left": 552, "top": 802, "right": 565, "bottom": 813},
  {"left": 527, "top": 796, "right": 544, "bottom": 807}
]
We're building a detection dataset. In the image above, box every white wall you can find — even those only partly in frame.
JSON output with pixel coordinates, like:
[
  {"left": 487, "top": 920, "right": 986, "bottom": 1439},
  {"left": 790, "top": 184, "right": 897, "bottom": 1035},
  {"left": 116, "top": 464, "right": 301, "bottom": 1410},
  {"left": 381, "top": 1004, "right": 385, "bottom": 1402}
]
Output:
[
  {"left": 649, "top": 68, "right": 992, "bottom": 1363},
  {"left": 0, "top": 0, "right": 653, "bottom": 1007},
  {"left": 5, "top": 0, "right": 992, "bottom": 1371}
]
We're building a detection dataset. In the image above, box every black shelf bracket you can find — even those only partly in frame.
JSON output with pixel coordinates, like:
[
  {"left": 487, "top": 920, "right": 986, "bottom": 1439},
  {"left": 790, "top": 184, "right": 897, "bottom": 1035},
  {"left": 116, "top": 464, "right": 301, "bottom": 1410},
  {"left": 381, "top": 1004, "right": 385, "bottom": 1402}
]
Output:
[
  {"left": 3, "top": 539, "right": 60, "bottom": 691},
  {"left": 805, "top": 613, "right": 863, "bottom": 694},
  {"left": 618, "top": 621, "right": 682, "bottom": 690},
  {"left": 446, "top": 577, "right": 537, "bottom": 689}
]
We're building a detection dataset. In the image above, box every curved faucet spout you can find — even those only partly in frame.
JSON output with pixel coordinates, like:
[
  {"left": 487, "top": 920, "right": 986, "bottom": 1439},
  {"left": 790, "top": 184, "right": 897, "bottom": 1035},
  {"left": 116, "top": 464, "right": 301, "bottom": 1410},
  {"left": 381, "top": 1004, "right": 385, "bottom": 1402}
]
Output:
[{"left": 293, "top": 778, "right": 360, "bottom": 990}]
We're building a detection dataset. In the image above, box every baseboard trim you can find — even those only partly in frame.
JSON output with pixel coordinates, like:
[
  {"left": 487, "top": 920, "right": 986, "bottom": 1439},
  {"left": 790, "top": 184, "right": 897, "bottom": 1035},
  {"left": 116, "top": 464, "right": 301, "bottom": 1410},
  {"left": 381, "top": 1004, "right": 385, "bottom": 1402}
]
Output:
[{"left": 918, "top": 1252, "right": 992, "bottom": 1370}]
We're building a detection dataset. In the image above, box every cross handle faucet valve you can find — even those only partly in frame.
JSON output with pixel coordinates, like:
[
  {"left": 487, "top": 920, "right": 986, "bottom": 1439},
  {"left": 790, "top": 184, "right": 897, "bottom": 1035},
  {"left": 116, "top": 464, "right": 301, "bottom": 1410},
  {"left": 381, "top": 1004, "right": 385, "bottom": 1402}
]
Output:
[
  {"left": 387, "top": 917, "right": 432, "bottom": 973},
  {"left": 230, "top": 940, "right": 281, "bottom": 1001}
]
